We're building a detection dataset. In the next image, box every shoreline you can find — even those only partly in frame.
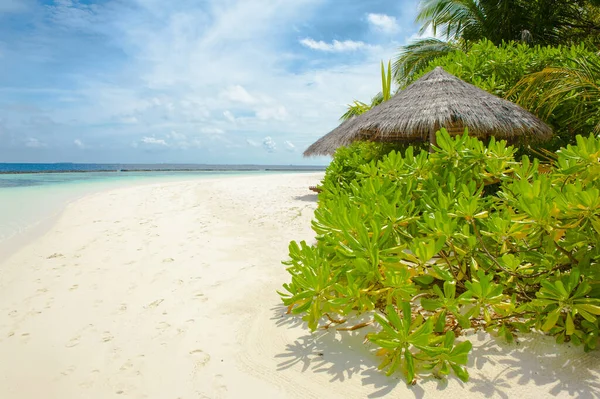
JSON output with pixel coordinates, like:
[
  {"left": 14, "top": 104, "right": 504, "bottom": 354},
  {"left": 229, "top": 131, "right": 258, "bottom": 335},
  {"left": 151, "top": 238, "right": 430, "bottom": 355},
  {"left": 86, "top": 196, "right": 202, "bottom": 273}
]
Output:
[
  {"left": 0, "top": 176, "right": 212, "bottom": 263},
  {"left": 0, "top": 172, "right": 312, "bottom": 262},
  {"left": 0, "top": 167, "right": 326, "bottom": 175},
  {"left": 0, "top": 172, "right": 598, "bottom": 399}
]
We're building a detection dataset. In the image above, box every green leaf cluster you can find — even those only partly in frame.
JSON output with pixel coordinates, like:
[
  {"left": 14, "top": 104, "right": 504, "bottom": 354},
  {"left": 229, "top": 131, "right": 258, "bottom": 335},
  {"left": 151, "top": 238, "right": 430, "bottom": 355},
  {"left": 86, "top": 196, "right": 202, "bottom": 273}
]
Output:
[
  {"left": 341, "top": 60, "right": 394, "bottom": 121},
  {"left": 279, "top": 129, "right": 600, "bottom": 383},
  {"left": 317, "top": 140, "right": 424, "bottom": 201}
]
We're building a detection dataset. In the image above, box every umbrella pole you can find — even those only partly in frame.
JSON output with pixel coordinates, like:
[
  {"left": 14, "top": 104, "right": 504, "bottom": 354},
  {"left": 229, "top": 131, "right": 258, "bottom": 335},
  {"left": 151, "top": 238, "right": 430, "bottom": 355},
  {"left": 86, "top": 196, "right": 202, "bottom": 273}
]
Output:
[{"left": 429, "top": 124, "right": 439, "bottom": 153}]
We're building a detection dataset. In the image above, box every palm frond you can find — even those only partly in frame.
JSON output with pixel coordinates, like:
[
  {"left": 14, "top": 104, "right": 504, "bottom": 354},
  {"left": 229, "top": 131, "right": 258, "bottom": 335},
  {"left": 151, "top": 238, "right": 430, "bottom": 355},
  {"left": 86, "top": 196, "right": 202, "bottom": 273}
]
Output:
[
  {"left": 393, "top": 38, "right": 460, "bottom": 87},
  {"left": 416, "top": 0, "right": 486, "bottom": 42},
  {"left": 340, "top": 101, "right": 371, "bottom": 121},
  {"left": 512, "top": 56, "right": 600, "bottom": 133}
]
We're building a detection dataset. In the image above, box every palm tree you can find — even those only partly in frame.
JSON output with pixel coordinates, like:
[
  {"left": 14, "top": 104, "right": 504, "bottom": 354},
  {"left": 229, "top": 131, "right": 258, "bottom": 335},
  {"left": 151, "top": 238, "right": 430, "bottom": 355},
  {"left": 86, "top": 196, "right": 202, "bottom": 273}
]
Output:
[
  {"left": 394, "top": 0, "right": 600, "bottom": 86},
  {"left": 415, "top": 0, "right": 526, "bottom": 46},
  {"left": 511, "top": 56, "right": 600, "bottom": 134},
  {"left": 393, "top": 38, "right": 461, "bottom": 88}
]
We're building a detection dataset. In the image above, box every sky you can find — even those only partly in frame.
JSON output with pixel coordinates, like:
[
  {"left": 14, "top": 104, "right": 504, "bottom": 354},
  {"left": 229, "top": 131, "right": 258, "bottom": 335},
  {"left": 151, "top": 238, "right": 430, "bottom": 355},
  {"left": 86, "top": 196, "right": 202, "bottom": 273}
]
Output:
[{"left": 0, "top": 0, "right": 429, "bottom": 165}]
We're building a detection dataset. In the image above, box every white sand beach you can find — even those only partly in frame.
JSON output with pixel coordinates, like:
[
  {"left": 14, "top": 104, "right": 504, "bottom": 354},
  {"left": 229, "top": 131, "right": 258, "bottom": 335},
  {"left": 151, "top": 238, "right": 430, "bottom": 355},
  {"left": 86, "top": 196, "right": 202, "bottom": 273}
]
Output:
[{"left": 0, "top": 172, "right": 598, "bottom": 399}]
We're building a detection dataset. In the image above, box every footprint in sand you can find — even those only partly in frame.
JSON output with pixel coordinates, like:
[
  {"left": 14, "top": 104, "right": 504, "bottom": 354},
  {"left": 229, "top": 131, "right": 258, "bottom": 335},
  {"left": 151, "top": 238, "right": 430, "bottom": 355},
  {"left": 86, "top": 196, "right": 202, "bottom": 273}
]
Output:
[
  {"left": 20, "top": 332, "right": 31, "bottom": 344},
  {"left": 156, "top": 322, "right": 170, "bottom": 331},
  {"left": 146, "top": 299, "right": 164, "bottom": 309},
  {"left": 69, "top": 284, "right": 79, "bottom": 291},
  {"left": 47, "top": 253, "right": 65, "bottom": 259},
  {"left": 66, "top": 336, "right": 80, "bottom": 348},
  {"left": 102, "top": 331, "right": 114, "bottom": 343},
  {"left": 193, "top": 292, "right": 207, "bottom": 302},
  {"left": 190, "top": 350, "right": 211, "bottom": 375},
  {"left": 60, "top": 365, "right": 76, "bottom": 377},
  {"left": 119, "top": 359, "right": 134, "bottom": 371},
  {"left": 45, "top": 297, "right": 54, "bottom": 309},
  {"left": 213, "top": 374, "right": 228, "bottom": 398}
]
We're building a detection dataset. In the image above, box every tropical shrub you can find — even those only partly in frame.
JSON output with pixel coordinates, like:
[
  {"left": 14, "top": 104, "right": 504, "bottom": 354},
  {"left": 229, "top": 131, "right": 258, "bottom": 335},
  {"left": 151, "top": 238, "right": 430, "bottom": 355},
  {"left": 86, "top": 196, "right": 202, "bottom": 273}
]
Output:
[
  {"left": 317, "top": 140, "right": 420, "bottom": 202},
  {"left": 279, "top": 129, "right": 600, "bottom": 384},
  {"left": 394, "top": 0, "right": 600, "bottom": 86}
]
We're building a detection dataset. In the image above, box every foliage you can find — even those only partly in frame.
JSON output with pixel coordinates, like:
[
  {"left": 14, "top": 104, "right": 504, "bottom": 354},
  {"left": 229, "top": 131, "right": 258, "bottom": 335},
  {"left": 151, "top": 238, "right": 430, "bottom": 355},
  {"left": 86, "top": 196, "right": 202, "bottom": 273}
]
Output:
[
  {"left": 511, "top": 56, "right": 600, "bottom": 135},
  {"left": 417, "top": 0, "right": 600, "bottom": 47},
  {"left": 407, "top": 40, "right": 599, "bottom": 149},
  {"left": 317, "top": 141, "right": 412, "bottom": 200},
  {"left": 280, "top": 129, "right": 600, "bottom": 384},
  {"left": 341, "top": 61, "right": 393, "bottom": 121},
  {"left": 393, "top": 39, "right": 462, "bottom": 88},
  {"left": 394, "top": 0, "right": 600, "bottom": 86}
]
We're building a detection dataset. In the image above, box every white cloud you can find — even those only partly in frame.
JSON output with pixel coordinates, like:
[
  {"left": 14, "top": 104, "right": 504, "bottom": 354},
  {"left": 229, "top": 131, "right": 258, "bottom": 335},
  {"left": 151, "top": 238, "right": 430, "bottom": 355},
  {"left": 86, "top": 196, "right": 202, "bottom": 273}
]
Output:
[
  {"left": 223, "top": 110, "right": 235, "bottom": 123},
  {"left": 1, "top": 0, "right": 416, "bottom": 164},
  {"left": 141, "top": 136, "right": 168, "bottom": 146},
  {"left": 299, "top": 38, "right": 368, "bottom": 52},
  {"left": 74, "top": 139, "right": 85, "bottom": 148},
  {"left": 246, "top": 138, "right": 260, "bottom": 147},
  {"left": 284, "top": 140, "right": 295, "bottom": 152},
  {"left": 256, "top": 105, "right": 288, "bottom": 121},
  {"left": 200, "top": 127, "right": 225, "bottom": 135},
  {"left": 47, "top": 0, "right": 99, "bottom": 31},
  {"left": 119, "top": 116, "right": 139, "bottom": 124},
  {"left": 25, "top": 137, "right": 45, "bottom": 148},
  {"left": 0, "top": 0, "right": 33, "bottom": 13},
  {"left": 221, "top": 85, "right": 256, "bottom": 104},
  {"left": 262, "top": 136, "right": 276, "bottom": 152},
  {"left": 167, "top": 130, "right": 186, "bottom": 140},
  {"left": 367, "top": 13, "right": 399, "bottom": 34}
]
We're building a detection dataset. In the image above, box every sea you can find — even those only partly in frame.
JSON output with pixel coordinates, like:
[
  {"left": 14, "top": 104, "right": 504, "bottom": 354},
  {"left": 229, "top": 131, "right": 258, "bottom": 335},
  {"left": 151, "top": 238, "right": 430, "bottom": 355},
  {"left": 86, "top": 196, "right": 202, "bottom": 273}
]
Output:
[{"left": 0, "top": 163, "right": 325, "bottom": 254}]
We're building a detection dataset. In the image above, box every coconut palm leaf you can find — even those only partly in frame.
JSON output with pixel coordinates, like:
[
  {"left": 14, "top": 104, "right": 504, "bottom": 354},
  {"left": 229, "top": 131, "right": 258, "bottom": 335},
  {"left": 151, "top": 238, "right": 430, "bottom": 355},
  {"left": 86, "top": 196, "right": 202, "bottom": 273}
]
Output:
[
  {"left": 512, "top": 56, "right": 600, "bottom": 133},
  {"left": 393, "top": 38, "right": 461, "bottom": 87},
  {"left": 340, "top": 101, "right": 371, "bottom": 122},
  {"left": 416, "top": 0, "right": 487, "bottom": 43},
  {"left": 341, "top": 61, "right": 394, "bottom": 121}
]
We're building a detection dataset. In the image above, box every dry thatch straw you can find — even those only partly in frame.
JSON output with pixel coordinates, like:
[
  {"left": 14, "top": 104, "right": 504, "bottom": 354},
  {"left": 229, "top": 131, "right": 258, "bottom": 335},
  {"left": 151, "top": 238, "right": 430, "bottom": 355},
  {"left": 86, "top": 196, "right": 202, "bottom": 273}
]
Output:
[{"left": 304, "top": 67, "right": 552, "bottom": 157}]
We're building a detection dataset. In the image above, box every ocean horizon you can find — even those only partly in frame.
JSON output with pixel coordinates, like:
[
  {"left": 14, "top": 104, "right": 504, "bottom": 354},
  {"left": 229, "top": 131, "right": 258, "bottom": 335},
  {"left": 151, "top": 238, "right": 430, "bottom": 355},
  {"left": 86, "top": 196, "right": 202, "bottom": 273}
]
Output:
[{"left": 0, "top": 163, "right": 326, "bottom": 174}]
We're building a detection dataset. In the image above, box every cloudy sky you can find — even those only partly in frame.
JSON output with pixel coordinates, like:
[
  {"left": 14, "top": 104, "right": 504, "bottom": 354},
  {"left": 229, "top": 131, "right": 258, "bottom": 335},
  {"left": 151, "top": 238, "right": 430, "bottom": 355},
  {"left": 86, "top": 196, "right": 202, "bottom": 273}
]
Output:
[{"left": 0, "top": 0, "right": 426, "bottom": 165}]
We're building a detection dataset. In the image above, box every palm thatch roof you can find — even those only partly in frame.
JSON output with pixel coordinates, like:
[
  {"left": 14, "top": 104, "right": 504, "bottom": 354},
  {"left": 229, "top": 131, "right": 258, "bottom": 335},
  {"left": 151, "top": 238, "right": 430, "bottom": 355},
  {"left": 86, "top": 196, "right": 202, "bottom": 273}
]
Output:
[
  {"left": 303, "top": 117, "right": 361, "bottom": 157},
  {"left": 304, "top": 67, "right": 552, "bottom": 157}
]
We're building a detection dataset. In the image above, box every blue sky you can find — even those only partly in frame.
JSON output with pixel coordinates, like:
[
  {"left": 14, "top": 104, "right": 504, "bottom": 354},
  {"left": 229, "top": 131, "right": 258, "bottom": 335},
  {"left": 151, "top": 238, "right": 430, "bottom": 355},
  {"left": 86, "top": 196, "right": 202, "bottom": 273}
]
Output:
[{"left": 0, "top": 0, "right": 428, "bottom": 165}]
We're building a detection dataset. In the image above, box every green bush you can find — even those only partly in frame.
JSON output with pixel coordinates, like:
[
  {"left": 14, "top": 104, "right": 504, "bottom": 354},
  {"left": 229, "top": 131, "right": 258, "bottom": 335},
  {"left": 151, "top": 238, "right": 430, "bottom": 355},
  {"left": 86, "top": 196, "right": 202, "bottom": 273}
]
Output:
[
  {"left": 318, "top": 141, "right": 423, "bottom": 202},
  {"left": 279, "top": 129, "right": 600, "bottom": 384}
]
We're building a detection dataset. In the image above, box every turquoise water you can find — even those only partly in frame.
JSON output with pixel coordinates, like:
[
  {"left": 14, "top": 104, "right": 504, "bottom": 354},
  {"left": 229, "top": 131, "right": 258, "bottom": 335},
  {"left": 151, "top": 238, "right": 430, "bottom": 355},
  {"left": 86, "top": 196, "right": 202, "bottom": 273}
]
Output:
[{"left": 0, "top": 171, "right": 286, "bottom": 247}]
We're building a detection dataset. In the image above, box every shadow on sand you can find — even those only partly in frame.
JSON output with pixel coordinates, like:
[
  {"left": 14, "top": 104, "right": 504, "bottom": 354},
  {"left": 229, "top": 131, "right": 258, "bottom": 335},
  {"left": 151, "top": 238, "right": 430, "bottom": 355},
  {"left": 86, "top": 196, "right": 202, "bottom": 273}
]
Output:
[
  {"left": 271, "top": 304, "right": 600, "bottom": 398},
  {"left": 466, "top": 331, "right": 600, "bottom": 399},
  {"left": 293, "top": 194, "right": 318, "bottom": 203},
  {"left": 271, "top": 304, "right": 419, "bottom": 398}
]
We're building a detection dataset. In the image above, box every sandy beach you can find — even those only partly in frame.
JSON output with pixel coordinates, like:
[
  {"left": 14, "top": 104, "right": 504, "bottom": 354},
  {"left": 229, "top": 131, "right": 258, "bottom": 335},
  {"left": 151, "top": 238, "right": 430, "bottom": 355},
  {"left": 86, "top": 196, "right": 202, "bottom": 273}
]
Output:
[{"left": 0, "top": 172, "right": 598, "bottom": 399}]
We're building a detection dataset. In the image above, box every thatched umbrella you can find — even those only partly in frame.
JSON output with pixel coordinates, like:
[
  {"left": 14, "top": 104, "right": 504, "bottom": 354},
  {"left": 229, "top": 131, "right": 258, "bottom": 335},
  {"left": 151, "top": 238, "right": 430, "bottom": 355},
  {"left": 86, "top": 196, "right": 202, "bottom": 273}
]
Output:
[
  {"left": 303, "top": 117, "right": 361, "bottom": 157},
  {"left": 304, "top": 67, "right": 552, "bottom": 157}
]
